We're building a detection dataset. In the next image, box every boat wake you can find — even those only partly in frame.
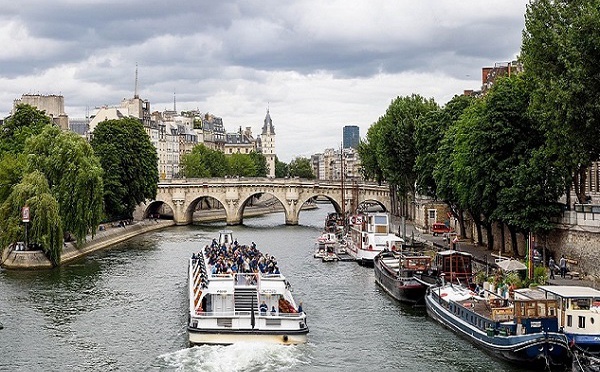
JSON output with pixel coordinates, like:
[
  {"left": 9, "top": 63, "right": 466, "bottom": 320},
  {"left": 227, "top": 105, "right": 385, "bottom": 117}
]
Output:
[{"left": 157, "top": 342, "right": 308, "bottom": 371}]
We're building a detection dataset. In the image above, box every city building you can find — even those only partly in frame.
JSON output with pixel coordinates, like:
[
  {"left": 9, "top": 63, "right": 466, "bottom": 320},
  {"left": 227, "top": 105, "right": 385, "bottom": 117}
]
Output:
[
  {"left": 260, "top": 109, "right": 276, "bottom": 178},
  {"left": 343, "top": 125, "right": 360, "bottom": 149},
  {"left": 311, "top": 147, "right": 360, "bottom": 181},
  {"left": 12, "top": 94, "right": 69, "bottom": 130},
  {"left": 225, "top": 126, "right": 257, "bottom": 155}
]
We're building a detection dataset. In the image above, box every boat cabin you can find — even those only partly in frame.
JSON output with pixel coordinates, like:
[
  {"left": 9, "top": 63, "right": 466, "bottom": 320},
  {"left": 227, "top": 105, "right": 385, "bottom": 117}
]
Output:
[
  {"left": 434, "top": 250, "right": 473, "bottom": 284},
  {"left": 536, "top": 285, "right": 600, "bottom": 350}
]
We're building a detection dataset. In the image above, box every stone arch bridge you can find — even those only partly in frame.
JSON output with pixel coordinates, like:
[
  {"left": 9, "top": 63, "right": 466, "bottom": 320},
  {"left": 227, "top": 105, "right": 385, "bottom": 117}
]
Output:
[{"left": 137, "top": 178, "right": 391, "bottom": 225}]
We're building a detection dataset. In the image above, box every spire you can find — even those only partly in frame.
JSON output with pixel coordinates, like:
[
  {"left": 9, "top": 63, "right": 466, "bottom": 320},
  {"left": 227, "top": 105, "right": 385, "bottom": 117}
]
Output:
[
  {"left": 173, "top": 89, "right": 176, "bottom": 112},
  {"left": 134, "top": 63, "right": 139, "bottom": 99},
  {"left": 262, "top": 107, "right": 275, "bottom": 135}
]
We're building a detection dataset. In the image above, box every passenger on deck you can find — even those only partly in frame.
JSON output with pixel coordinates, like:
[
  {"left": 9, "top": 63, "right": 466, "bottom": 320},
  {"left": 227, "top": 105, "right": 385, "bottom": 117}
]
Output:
[
  {"left": 297, "top": 302, "right": 303, "bottom": 313},
  {"left": 260, "top": 301, "right": 268, "bottom": 315},
  {"left": 271, "top": 306, "right": 277, "bottom": 315}
]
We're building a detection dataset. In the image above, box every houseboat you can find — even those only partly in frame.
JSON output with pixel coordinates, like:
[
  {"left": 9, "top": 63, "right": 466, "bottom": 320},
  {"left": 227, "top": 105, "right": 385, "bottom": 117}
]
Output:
[
  {"left": 425, "top": 283, "right": 571, "bottom": 368},
  {"left": 345, "top": 212, "right": 399, "bottom": 266},
  {"left": 187, "top": 230, "right": 309, "bottom": 345},
  {"left": 374, "top": 248, "right": 431, "bottom": 305},
  {"left": 535, "top": 285, "right": 600, "bottom": 354}
]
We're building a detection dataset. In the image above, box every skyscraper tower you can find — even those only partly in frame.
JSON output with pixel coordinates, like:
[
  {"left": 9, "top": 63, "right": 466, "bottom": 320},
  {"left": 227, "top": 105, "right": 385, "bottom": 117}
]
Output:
[
  {"left": 261, "top": 108, "right": 276, "bottom": 178},
  {"left": 343, "top": 125, "right": 360, "bottom": 149}
]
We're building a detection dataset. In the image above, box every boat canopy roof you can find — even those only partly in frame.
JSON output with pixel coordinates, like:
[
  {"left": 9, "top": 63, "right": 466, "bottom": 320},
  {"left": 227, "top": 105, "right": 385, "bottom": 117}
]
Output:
[
  {"left": 437, "top": 250, "right": 472, "bottom": 257},
  {"left": 538, "top": 285, "right": 600, "bottom": 298}
]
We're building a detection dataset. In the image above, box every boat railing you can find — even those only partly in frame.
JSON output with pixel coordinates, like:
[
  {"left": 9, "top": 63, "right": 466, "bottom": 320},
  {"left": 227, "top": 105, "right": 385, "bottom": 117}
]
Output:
[{"left": 193, "top": 310, "right": 304, "bottom": 318}]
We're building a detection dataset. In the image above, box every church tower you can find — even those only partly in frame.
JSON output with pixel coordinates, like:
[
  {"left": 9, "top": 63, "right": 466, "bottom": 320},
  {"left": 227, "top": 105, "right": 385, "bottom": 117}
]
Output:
[{"left": 261, "top": 108, "right": 276, "bottom": 178}]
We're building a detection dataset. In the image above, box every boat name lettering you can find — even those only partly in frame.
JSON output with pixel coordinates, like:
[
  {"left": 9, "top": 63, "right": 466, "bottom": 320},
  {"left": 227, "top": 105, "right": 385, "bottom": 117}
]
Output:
[
  {"left": 261, "top": 289, "right": 277, "bottom": 294},
  {"left": 530, "top": 321, "right": 541, "bottom": 327},
  {"left": 217, "top": 290, "right": 229, "bottom": 294}
]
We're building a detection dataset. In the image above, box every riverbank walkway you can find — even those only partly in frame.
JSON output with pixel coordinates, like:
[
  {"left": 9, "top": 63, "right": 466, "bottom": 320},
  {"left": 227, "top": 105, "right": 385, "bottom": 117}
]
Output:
[{"left": 393, "top": 219, "right": 599, "bottom": 290}]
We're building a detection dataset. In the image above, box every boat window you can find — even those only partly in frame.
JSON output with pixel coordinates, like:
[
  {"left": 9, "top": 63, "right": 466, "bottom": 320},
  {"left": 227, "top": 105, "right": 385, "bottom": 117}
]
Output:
[
  {"left": 591, "top": 318, "right": 595, "bottom": 325},
  {"left": 574, "top": 299, "right": 590, "bottom": 310},
  {"left": 567, "top": 315, "right": 572, "bottom": 327},
  {"left": 374, "top": 215, "right": 387, "bottom": 225},
  {"left": 579, "top": 316, "right": 586, "bottom": 329}
]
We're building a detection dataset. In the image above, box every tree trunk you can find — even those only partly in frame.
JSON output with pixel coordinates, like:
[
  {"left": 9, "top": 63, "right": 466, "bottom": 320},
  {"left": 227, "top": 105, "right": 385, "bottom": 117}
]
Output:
[
  {"left": 485, "top": 221, "right": 494, "bottom": 251},
  {"left": 508, "top": 225, "right": 519, "bottom": 257},
  {"left": 500, "top": 223, "right": 506, "bottom": 254},
  {"left": 471, "top": 213, "right": 483, "bottom": 246},
  {"left": 458, "top": 209, "right": 467, "bottom": 240}
]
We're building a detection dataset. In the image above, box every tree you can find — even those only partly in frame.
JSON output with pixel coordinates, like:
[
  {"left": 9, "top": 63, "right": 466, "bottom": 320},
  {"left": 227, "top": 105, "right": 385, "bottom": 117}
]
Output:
[
  {"left": 0, "top": 171, "right": 63, "bottom": 265},
  {"left": 415, "top": 95, "right": 473, "bottom": 198},
  {"left": 357, "top": 135, "right": 383, "bottom": 184},
  {"left": 91, "top": 118, "right": 158, "bottom": 220},
  {"left": 521, "top": 0, "right": 600, "bottom": 204},
  {"left": 288, "top": 157, "right": 315, "bottom": 179},
  {"left": 0, "top": 104, "right": 53, "bottom": 156},
  {"left": 0, "top": 154, "right": 25, "bottom": 202},
  {"left": 275, "top": 157, "right": 289, "bottom": 178},
  {"left": 249, "top": 151, "right": 268, "bottom": 177},
  {"left": 181, "top": 144, "right": 228, "bottom": 178},
  {"left": 25, "top": 126, "right": 104, "bottom": 245},
  {"left": 227, "top": 153, "right": 257, "bottom": 177}
]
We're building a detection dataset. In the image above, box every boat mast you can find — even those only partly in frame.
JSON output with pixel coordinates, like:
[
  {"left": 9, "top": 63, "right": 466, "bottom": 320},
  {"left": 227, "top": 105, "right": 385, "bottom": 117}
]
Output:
[{"left": 340, "top": 144, "right": 346, "bottom": 224}]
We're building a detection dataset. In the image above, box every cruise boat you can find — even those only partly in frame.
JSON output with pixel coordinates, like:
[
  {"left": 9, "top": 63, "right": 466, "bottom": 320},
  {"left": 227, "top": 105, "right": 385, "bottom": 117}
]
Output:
[
  {"left": 345, "top": 212, "right": 399, "bottom": 266},
  {"left": 534, "top": 286, "right": 600, "bottom": 354},
  {"left": 187, "top": 230, "right": 309, "bottom": 345},
  {"left": 425, "top": 283, "right": 571, "bottom": 368},
  {"left": 374, "top": 248, "right": 431, "bottom": 305}
]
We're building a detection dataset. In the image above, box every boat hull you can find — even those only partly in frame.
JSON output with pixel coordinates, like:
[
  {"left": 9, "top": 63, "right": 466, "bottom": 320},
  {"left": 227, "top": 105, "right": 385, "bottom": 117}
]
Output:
[
  {"left": 374, "top": 257, "right": 426, "bottom": 305},
  {"left": 425, "top": 291, "right": 571, "bottom": 367},
  {"left": 188, "top": 327, "right": 308, "bottom": 345}
]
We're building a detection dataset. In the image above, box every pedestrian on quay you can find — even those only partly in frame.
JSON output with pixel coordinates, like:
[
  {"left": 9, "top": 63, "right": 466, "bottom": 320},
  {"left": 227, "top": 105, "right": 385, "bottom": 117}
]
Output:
[
  {"left": 559, "top": 255, "right": 567, "bottom": 278},
  {"left": 548, "top": 257, "right": 556, "bottom": 279}
]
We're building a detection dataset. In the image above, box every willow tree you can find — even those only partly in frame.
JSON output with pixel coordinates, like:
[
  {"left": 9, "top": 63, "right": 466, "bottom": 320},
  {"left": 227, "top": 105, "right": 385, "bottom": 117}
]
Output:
[
  {"left": 0, "top": 171, "right": 62, "bottom": 265},
  {"left": 0, "top": 104, "right": 53, "bottom": 156},
  {"left": 25, "top": 126, "right": 104, "bottom": 245}
]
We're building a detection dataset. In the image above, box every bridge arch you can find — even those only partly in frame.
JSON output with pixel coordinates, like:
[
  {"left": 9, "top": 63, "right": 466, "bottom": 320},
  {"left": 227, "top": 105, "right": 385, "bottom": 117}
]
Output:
[{"left": 135, "top": 178, "right": 390, "bottom": 226}]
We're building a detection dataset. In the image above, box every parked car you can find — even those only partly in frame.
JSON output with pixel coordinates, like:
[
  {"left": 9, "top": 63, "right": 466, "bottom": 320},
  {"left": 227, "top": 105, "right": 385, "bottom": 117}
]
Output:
[{"left": 431, "top": 222, "right": 453, "bottom": 236}]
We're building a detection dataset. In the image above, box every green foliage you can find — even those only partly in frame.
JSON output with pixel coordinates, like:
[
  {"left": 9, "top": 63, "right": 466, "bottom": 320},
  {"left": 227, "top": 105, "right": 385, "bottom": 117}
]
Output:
[
  {"left": 0, "top": 104, "right": 53, "bottom": 156},
  {"left": 181, "top": 144, "right": 228, "bottom": 178},
  {"left": 0, "top": 171, "right": 63, "bottom": 265},
  {"left": 521, "top": 0, "right": 600, "bottom": 202},
  {"left": 0, "top": 154, "right": 25, "bottom": 202},
  {"left": 275, "top": 157, "right": 289, "bottom": 178},
  {"left": 91, "top": 118, "right": 158, "bottom": 220},
  {"left": 227, "top": 153, "right": 257, "bottom": 177},
  {"left": 288, "top": 157, "right": 315, "bottom": 179},
  {"left": 534, "top": 265, "right": 548, "bottom": 285},
  {"left": 25, "top": 126, "right": 104, "bottom": 245},
  {"left": 249, "top": 151, "right": 268, "bottom": 177},
  {"left": 360, "top": 94, "right": 438, "bottom": 194},
  {"left": 357, "top": 136, "right": 383, "bottom": 183}
]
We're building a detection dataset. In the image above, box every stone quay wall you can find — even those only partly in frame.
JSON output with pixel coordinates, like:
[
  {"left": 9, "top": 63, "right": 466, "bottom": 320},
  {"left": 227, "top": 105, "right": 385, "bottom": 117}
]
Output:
[{"left": 1, "top": 220, "right": 175, "bottom": 270}]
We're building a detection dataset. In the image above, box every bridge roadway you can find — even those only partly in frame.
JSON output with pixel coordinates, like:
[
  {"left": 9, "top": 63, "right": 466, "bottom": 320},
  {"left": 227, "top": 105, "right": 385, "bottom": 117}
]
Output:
[{"left": 137, "top": 177, "right": 391, "bottom": 225}]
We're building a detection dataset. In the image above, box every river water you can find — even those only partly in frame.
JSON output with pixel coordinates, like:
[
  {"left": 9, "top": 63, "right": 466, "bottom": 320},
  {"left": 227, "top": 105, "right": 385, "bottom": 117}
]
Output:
[{"left": 0, "top": 205, "right": 536, "bottom": 372}]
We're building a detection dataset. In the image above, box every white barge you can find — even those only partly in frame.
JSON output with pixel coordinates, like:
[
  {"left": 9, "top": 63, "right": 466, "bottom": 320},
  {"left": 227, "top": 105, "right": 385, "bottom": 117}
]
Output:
[{"left": 187, "top": 230, "right": 309, "bottom": 345}]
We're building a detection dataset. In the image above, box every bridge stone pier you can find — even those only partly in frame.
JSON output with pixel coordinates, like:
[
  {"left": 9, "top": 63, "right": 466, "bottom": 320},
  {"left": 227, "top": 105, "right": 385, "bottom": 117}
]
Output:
[{"left": 137, "top": 178, "right": 391, "bottom": 226}]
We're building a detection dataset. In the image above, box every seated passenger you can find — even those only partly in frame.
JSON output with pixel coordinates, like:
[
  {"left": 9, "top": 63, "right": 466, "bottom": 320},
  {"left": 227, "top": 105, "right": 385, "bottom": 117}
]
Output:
[
  {"left": 259, "top": 301, "right": 268, "bottom": 315},
  {"left": 270, "top": 306, "right": 277, "bottom": 315}
]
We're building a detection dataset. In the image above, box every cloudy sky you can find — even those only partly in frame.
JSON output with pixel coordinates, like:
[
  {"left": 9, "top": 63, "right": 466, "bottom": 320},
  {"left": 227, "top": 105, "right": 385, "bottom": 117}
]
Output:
[{"left": 1, "top": 0, "right": 528, "bottom": 162}]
